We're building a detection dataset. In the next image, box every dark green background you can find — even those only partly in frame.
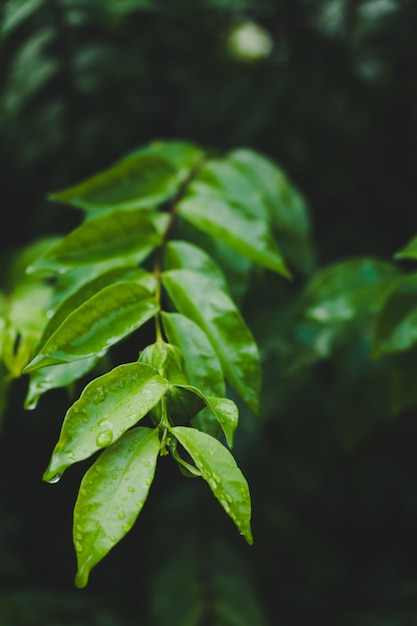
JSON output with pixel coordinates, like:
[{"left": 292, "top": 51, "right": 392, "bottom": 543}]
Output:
[{"left": 1, "top": 1, "right": 417, "bottom": 624}]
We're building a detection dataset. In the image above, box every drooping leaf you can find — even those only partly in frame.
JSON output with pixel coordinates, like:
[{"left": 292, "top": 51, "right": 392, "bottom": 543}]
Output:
[
  {"left": 162, "top": 270, "right": 260, "bottom": 414},
  {"left": 29, "top": 210, "right": 161, "bottom": 272},
  {"left": 373, "top": 273, "right": 417, "bottom": 355},
  {"left": 24, "top": 355, "right": 101, "bottom": 411},
  {"left": 49, "top": 140, "right": 204, "bottom": 213},
  {"left": 301, "top": 258, "right": 400, "bottom": 323},
  {"left": 177, "top": 182, "right": 290, "bottom": 277},
  {"left": 43, "top": 362, "right": 168, "bottom": 481},
  {"left": 172, "top": 426, "right": 253, "bottom": 544},
  {"left": 74, "top": 427, "right": 160, "bottom": 588},
  {"left": 24, "top": 282, "right": 159, "bottom": 371},
  {"left": 175, "top": 385, "right": 238, "bottom": 447}
]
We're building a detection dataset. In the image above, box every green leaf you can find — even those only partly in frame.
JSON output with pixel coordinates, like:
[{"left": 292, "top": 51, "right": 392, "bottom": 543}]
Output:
[
  {"left": 163, "top": 240, "right": 227, "bottom": 289},
  {"left": 73, "top": 426, "right": 160, "bottom": 588},
  {"left": 177, "top": 182, "right": 290, "bottom": 277},
  {"left": 175, "top": 385, "right": 238, "bottom": 447},
  {"left": 29, "top": 210, "right": 161, "bottom": 272},
  {"left": 24, "top": 356, "right": 100, "bottom": 411},
  {"left": 302, "top": 258, "right": 400, "bottom": 323},
  {"left": 24, "top": 282, "right": 159, "bottom": 371},
  {"left": 43, "top": 362, "right": 168, "bottom": 481},
  {"left": 161, "top": 312, "right": 225, "bottom": 396},
  {"left": 1, "top": 0, "right": 47, "bottom": 36},
  {"left": 172, "top": 426, "right": 252, "bottom": 544},
  {"left": 373, "top": 273, "right": 417, "bottom": 355},
  {"left": 38, "top": 267, "right": 155, "bottom": 349},
  {"left": 49, "top": 140, "right": 204, "bottom": 213},
  {"left": 395, "top": 235, "right": 417, "bottom": 261},
  {"left": 162, "top": 270, "right": 260, "bottom": 414}
]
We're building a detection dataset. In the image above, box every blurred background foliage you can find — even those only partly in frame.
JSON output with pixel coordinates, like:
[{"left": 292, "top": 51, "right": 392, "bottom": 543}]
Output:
[{"left": 1, "top": 0, "right": 417, "bottom": 624}]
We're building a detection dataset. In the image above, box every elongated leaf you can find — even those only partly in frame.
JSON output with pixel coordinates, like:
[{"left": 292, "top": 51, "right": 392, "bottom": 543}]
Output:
[
  {"left": 162, "top": 270, "right": 260, "bottom": 414},
  {"left": 43, "top": 362, "right": 168, "bottom": 481},
  {"left": 161, "top": 312, "right": 225, "bottom": 396},
  {"left": 39, "top": 267, "right": 155, "bottom": 349},
  {"left": 178, "top": 183, "right": 290, "bottom": 277},
  {"left": 395, "top": 235, "right": 417, "bottom": 260},
  {"left": 163, "top": 240, "right": 227, "bottom": 289},
  {"left": 49, "top": 140, "right": 204, "bottom": 213},
  {"left": 29, "top": 210, "right": 161, "bottom": 272},
  {"left": 24, "top": 282, "right": 159, "bottom": 371},
  {"left": 24, "top": 355, "right": 100, "bottom": 411},
  {"left": 373, "top": 274, "right": 417, "bottom": 355},
  {"left": 175, "top": 385, "right": 238, "bottom": 447},
  {"left": 302, "top": 258, "right": 400, "bottom": 323},
  {"left": 1, "top": 0, "right": 47, "bottom": 36},
  {"left": 74, "top": 427, "right": 160, "bottom": 588},
  {"left": 172, "top": 426, "right": 252, "bottom": 544}
]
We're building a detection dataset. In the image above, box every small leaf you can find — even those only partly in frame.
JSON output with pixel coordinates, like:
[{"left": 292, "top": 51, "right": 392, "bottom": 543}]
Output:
[
  {"left": 373, "top": 273, "right": 417, "bottom": 355},
  {"left": 24, "top": 282, "right": 159, "bottom": 371},
  {"left": 162, "top": 270, "right": 260, "bottom": 414},
  {"left": 74, "top": 427, "right": 160, "bottom": 588},
  {"left": 395, "top": 235, "right": 417, "bottom": 260},
  {"left": 43, "top": 362, "right": 168, "bottom": 480},
  {"left": 49, "top": 141, "right": 204, "bottom": 213},
  {"left": 177, "top": 182, "right": 290, "bottom": 277},
  {"left": 172, "top": 426, "right": 253, "bottom": 544},
  {"left": 175, "top": 385, "right": 238, "bottom": 447},
  {"left": 29, "top": 210, "right": 161, "bottom": 272}
]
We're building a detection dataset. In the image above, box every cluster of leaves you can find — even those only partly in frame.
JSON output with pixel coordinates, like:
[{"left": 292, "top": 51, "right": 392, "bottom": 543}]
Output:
[{"left": 0, "top": 139, "right": 312, "bottom": 588}]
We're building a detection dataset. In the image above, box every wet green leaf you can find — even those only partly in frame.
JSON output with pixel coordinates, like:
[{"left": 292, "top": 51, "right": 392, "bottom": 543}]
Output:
[
  {"left": 172, "top": 426, "right": 252, "bottom": 544},
  {"left": 175, "top": 385, "right": 238, "bottom": 447},
  {"left": 24, "top": 282, "right": 159, "bottom": 371},
  {"left": 29, "top": 210, "right": 161, "bottom": 272},
  {"left": 162, "top": 270, "right": 260, "bottom": 414},
  {"left": 164, "top": 240, "right": 227, "bottom": 289},
  {"left": 43, "top": 362, "right": 168, "bottom": 480},
  {"left": 74, "top": 427, "right": 160, "bottom": 588},
  {"left": 178, "top": 182, "right": 290, "bottom": 277},
  {"left": 49, "top": 140, "right": 204, "bottom": 213}
]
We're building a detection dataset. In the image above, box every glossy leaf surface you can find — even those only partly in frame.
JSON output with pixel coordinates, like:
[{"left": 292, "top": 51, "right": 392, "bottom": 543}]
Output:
[
  {"left": 162, "top": 270, "right": 260, "bottom": 414},
  {"left": 74, "top": 427, "right": 160, "bottom": 588},
  {"left": 177, "top": 182, "right": 290, "bottom": 277},
  {"left": 25, "top": 282, "right": 159, "bottom": 370},
  {"left": 43, "top": 362, "right": 168, "bottom": 480},
  {"left": 175, "top": 385, "right": 238, "bottom": 447},
  {"left": 30, "top": 210, "right": 161, "bottom": 272},
  {"left": 163, "top": 240, "right": 227, "bottom": 289},
  {"left": 50, "top": 140, "right": 204, "bottom": 212},
  {"left": 172, "top": 426, "right": 252, "bottom": 544}
]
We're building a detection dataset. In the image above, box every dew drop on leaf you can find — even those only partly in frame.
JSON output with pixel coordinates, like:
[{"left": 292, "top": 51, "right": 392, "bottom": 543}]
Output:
[
  {"left": 96, "top": 430, "right": 113, "bottom": 448},
  {"left": 47, "top": 472, "right": 63, "bottom": 484}
]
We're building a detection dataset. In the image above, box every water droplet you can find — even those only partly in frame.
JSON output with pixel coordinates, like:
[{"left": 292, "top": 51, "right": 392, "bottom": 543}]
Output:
[
  {"left": 73, "top": 406, "right": 80, "bottom": 414},
  {"left": 221, "top": 500, "right": 231, "bottom": 514},
  {"left": 47, "top": 472, "right": 62, "bottom": 484},
  {"left": 145, "top": 478, "right": 151, "bottom": 486},
  {"left": 110, "top": 535, "right": 116, "bottom": 542},
  {"left": 144, "top": 461, "right": 150, "bottom": 467},
  {"left": 208, "top": 449, "right": 214, "bottom": 455},
  {"left": 82, "top": 417, "right": 89, "bottom": 423},
  {"left": 75, "top": 524, "right": 82, "bottom": 531},
  {"left": 208, "top": 478, "right": 217, "bottom": 489},
  {"left": 92, "top": 386, "right": 107, "bottom": 404},
  {"left": 122, "top": 523, "right": 131, "bottom": 532},
  {"left": 46, "top": 309, "right": 54, "bottom": 319},
  {"left": 95, "top": 464, "right": 103, "bottom": 472},
  {"left": 225, "top": 493, "right": 233, "bottom": 503},
  {"left": 96, "top": 430, "right": 113, "bottom": 448},
  {"left": 128, "top": 487, "right": 135, "bottom": 493},
  {"left": 118, "top": 511, "right": 125, "bottom": 519},
  {"left": 81, "top": 408, "right": 87, "bottom": 415},
  {"left": 75, "top": 532, "right": 83, "bottom": 540},
  {"left": 75, "top": 543, "right": 84, "bottom": 552},
  {"left": 112, "top": 473, "right": 118, "bottom": 481},
  {"left": 128, "top": 445, "right": 135, "bottom": 452}
]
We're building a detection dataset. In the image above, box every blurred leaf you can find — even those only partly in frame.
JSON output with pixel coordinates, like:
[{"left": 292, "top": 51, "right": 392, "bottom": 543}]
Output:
[
  {"left": 1, "top": 0, "right": 47, "bottom": 36},
  {"left": 373, "top": 273, "right": 417, "bottom": 355},
  {"left": 43, "top": 362, "right": 168, "bottom": 481},
  {"left": 74, "top": 426, "right": 160, "bottom": 588},
  {"left": 395, "top": 234, "right": 417, "bottom": 261}
]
